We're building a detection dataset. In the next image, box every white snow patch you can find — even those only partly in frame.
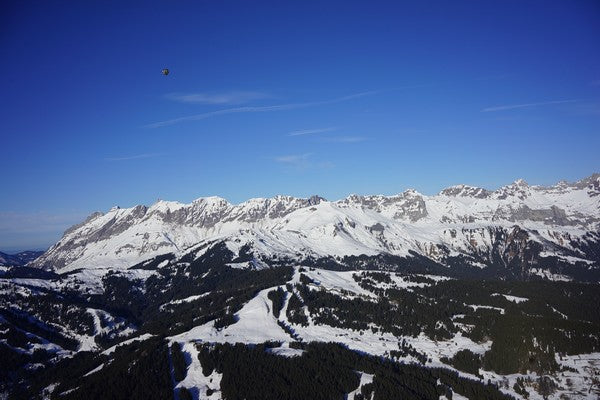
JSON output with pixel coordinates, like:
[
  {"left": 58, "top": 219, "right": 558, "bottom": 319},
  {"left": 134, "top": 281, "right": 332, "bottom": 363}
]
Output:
[
  {"left": 468, "top": 304, "right": 505, "bottom": 314},
  {"left": 160, "top": 293, "right": 211, "bottom": 310},
  {"left": 101, "top": 333, "right": 154, "bottom": 355},
  {"left": 346, "top": 371, "right": 374, "bottom": 400},
  {"left": 174, "top": 341, "right": 223, "bottom": 400},
  {"left": 491, "top": 293, "right": 528, "bottom": 303},
  {"left": 266, "top": 343, "right": 305, "bottom": 358},
  {"left": 83, "top": 363, "right": 105, "bottom": 377},
  {"left": 530, "top": 268, "right": 572, "bottom": 282}
]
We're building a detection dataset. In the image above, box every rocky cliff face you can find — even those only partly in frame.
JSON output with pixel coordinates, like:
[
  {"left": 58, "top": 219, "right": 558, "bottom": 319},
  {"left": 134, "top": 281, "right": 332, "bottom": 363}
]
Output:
[{"left": 31, "top": 174, "right": 600, "bottom": 280}]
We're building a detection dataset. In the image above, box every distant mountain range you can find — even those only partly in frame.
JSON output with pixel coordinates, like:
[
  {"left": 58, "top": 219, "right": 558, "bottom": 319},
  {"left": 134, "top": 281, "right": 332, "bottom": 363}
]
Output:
[
  {"left": 31, "top": 173, "right": 600, "bottom": 281},
  {"left": 0, "top": 250, "right": 44, "bottom": 266}
]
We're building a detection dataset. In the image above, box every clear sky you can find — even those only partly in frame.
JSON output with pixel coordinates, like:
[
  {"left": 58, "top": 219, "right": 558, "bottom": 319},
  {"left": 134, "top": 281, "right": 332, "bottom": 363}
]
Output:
[{"left": 1, "top": 0, "right": 599, "bottom": 252}]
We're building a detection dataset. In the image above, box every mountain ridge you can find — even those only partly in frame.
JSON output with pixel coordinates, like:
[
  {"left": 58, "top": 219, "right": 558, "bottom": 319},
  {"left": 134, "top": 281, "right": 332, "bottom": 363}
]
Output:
[
  {"left": 0, "top": 250, "right": 44, "bottom": 266},
  {"left": 30, "top": 173, "right": 600, "bottom": 281},
  {"left": 63, "top": 173, "right": 600, "bottom": 225}
]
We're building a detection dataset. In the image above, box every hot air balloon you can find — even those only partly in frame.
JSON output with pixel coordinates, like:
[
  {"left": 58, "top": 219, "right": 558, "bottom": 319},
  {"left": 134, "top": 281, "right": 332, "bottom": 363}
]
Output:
[{"left": 162, "top": 68, "right": 169, "bottom": 76}]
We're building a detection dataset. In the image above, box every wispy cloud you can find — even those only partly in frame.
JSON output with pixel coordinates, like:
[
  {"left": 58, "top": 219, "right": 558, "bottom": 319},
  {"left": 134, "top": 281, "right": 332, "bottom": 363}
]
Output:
[
  {"left": 274, "top": 153, "right": 333, "bottom": 170},
  {"left": 146, "top": 91, "right": 379, "bottom": 128},
  {"left": 105, "top": 153, "right": 163, "bottom": 161},
  {"left": 321, "top": 136, "right": 366, "bottom": 143},
  {"left": 275, "top": 153, "right": 313, "bottom": 165},
  {"left": 166, "top": 91, "right": 270, "bottom": 105},
  {"left": 591, "top": 80, "right": 600, "bottom": 86},
  {"left": 287, "top": 127, "right": 338, "bottom": 136},
  {"left": 482, "top": 99, "right": 578, "bottom": 112}
]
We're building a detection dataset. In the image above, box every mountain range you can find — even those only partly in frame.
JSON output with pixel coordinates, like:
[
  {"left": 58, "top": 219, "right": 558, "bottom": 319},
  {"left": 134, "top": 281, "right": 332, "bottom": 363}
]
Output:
[
  {"left": 0, "top": 250, "right": 44, "bottom": 267},
  {"left": 2, "top": 174, "right": 600, "bottom": 399},
  {"left": 31, "top": 173, "right": 600, "bottom": 281}
]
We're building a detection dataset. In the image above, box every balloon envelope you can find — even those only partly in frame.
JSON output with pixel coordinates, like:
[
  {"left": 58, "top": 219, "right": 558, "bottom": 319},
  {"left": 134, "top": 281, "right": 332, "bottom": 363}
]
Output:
[{"left": 161, "top": 68, "right": 169, "bottom": 76}]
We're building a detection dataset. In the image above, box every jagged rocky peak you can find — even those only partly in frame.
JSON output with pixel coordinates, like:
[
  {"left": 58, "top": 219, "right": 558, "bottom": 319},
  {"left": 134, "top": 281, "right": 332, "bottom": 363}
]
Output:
[
  {"left": 228, "top": 195, "right": 325, "bottom": 222},
  {"left": 307, "top": 194, "right": 326, "bottom": 205},
  {"left": 402, "top": 188, "right": 422, "bottom": 197},
  {"left": 542, "top": 179, "right": 572, "bottom": 194},
  {"left": 494, "top": 178, "right": 532, "bottom": 200},
  {"left": 174, "top": 197, "right": 231, "bottom": 227},
  {"left": 338, "top": 193, "right": 392, "bottom": 209},
  {"left": 574, "top": 173, "right": 600, "bottom": 195},
  {"left": 341, "top": 189, "right": 422, "bottom": 205},
  {"left": 393, "top": 190, "right": 428, "bottom": 221},
  {"left": 440, "top": 184, "right": 491, "bottom": 198},
  {"left": 338, "top": 190, "right": 428, "bottom": 221},
  {"left": 513, "top": 178, "right": 529, "bottom": 186}
]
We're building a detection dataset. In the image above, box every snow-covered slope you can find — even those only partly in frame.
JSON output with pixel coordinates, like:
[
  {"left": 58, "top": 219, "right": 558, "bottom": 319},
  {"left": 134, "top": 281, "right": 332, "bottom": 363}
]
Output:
[{"left": 32, "top": 174, "right": 600, "bottom": 278}]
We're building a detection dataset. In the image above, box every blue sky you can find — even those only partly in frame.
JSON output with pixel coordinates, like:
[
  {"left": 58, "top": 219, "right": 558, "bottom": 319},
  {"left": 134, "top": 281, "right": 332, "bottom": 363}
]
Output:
[{"left": 1, "top": 0, "right": 599, "bottom": 251}]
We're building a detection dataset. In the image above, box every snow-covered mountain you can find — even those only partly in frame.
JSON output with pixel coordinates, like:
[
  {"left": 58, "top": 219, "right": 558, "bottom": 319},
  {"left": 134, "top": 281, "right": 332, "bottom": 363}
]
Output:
[
  {"left": 32, "top": 174, "right": 600, "bottom": 280},
  {"left": 4, "top": 175, "right": 600, "bottom": 399}
]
